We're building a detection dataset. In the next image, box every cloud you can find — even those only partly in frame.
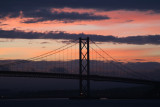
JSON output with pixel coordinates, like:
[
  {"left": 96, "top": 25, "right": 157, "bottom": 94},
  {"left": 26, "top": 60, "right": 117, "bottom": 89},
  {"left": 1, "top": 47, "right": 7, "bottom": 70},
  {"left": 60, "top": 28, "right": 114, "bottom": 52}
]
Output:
[
  {"left": 121, "top": 20, "right": 134, "bottom": 23},
  {"left": 1, "top": 8, "right": 109, "bottom": 23},
  {"left": 0, "top": 22, "right": 8, "bottom": 26},
  {"left": 22, "top": 9, "right": 109, "bottom": 23},
  {"left": 40, "top": 42, "right": 49, "bottom": 44},
  {"left": 116, "top": 35, "right": 160, "bottom": 45},
  {"left": 0, "top": 29, "right": 160, "bottom": 45},
  {"left": 0, "top": 0, "right": 160, "bottom": 19}
]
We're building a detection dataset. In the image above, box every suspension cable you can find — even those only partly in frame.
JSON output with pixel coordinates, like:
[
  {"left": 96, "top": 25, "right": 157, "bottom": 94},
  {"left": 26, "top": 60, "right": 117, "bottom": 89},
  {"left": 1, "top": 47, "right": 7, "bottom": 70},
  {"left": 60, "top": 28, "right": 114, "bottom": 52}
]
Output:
[
  {"left": 90, "top": 41, "right": 152, "bottom": 80},
  {"left": 0, "top": 40, "right": 78, "bottom": 66}
]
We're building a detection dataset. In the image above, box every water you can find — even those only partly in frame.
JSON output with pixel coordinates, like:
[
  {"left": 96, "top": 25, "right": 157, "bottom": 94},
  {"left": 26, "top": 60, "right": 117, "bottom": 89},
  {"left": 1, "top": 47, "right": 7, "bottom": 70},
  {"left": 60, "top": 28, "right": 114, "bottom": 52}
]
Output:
[{"left": 1, "top": 99, "right": 160, "bottom": 107}]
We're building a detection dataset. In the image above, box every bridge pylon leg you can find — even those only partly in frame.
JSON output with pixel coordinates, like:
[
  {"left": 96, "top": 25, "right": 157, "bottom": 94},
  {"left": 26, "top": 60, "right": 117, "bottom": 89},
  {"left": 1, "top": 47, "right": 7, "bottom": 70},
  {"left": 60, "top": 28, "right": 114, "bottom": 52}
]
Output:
[{"left": 79, "top": 37, "right": 90, "bottom": 98}]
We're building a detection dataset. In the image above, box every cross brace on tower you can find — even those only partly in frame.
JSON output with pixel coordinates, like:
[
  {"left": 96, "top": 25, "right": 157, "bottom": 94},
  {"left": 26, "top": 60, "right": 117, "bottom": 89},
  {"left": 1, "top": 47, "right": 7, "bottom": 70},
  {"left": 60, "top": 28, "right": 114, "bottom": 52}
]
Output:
[{"left": 79, "top": 37, "right": 90, "bottom": 97}]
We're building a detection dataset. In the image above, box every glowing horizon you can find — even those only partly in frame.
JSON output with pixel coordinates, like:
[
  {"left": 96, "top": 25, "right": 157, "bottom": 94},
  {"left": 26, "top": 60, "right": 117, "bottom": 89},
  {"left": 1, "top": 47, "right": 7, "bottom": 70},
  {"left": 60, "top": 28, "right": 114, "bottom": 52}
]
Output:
[
  {"left": 0, "top": 38, "right": 160, "bottom": 63},
  {"left": 0, "top": 6, "right": 160, "bottom": 63}
]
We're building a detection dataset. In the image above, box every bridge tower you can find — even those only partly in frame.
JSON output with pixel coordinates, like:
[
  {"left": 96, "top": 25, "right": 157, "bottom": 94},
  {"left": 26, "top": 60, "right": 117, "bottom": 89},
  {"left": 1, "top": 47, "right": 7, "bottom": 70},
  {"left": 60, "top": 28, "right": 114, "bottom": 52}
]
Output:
[{"left": 79, "top": 37, "right": 90, "bottom": 97}]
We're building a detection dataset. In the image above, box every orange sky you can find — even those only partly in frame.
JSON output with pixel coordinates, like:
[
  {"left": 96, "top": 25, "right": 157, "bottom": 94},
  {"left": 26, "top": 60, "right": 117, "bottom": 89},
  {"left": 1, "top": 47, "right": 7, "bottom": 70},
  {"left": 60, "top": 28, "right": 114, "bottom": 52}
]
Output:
[
  {"left": 1, "top": 9, "right": 160, "bottom": 37},
  {"left": 0, "top": 8, "right": 160, "bottom": 62},
  {"left": 0, "top": 38, "right": 160, "bottom": 62}
]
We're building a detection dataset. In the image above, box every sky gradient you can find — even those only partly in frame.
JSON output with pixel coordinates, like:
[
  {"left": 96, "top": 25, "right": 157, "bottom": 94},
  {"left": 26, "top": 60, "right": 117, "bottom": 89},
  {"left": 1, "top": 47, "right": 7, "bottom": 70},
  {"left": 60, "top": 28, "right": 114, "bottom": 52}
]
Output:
[{"left": 0, "top": 0, "right": 160, "bottom": 63}]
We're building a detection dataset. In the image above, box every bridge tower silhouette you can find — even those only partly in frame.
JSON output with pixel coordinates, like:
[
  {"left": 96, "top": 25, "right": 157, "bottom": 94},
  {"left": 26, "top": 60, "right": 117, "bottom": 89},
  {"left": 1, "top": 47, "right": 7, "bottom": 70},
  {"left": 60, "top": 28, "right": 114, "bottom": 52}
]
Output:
[
  {"left": 1, "top": 37, "right": 160, "bottom": 99},
  {"left": 79, "top": 37, "right": 90, "bottom": 98}
]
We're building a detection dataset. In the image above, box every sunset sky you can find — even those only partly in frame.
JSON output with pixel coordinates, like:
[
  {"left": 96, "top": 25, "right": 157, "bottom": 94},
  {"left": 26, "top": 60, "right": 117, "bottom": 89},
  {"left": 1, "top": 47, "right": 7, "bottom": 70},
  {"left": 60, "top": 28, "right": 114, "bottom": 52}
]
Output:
[{"left": 0, "top": 0, "right": 160, "bottom": 62}]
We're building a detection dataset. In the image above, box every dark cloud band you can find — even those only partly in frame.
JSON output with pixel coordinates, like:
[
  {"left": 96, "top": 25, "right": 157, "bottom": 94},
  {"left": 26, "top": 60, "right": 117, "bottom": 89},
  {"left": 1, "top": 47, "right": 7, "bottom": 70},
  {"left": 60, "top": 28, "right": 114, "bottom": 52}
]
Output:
[
  {"left": 0, "top": 0, "right": 160, "bottom": 19},
  {"left": 1, "top": 0, "right": 160, "bottom": 11},
  {"left": 22, "top": 10, "right": 110, "bottom": 23},
  {"left": 0, "top": 29, "right": 160, "bottom": 45},
  {"left": 1, "top": 8, "right": 109, "bottom": 23}
]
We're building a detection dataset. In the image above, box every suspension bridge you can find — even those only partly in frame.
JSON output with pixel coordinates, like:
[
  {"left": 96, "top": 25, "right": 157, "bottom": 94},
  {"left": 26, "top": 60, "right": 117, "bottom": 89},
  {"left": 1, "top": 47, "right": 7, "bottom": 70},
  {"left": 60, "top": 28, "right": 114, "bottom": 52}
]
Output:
[{"left": 0, "top": 37, "right": 160, "bottom": 98}]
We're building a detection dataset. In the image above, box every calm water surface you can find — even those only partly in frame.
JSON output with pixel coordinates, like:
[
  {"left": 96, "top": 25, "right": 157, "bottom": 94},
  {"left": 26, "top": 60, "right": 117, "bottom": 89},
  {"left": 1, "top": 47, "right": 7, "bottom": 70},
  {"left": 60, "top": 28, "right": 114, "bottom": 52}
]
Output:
[{"left": 1, "top": 99, "right": 160, "bottom": 107}]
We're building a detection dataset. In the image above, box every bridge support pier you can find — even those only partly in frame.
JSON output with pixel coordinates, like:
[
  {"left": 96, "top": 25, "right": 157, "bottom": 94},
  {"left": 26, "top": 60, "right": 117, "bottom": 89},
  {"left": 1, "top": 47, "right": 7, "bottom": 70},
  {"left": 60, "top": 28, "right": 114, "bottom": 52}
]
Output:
[{"left": 79, "top": 37, "right": 90, "bottom": 98}]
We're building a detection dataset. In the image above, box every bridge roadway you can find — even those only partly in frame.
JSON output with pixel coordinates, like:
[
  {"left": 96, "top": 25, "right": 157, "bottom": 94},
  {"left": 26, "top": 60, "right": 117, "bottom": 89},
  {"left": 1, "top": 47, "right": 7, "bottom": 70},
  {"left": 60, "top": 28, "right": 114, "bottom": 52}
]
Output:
[{"left": 0, "top": 71, "right": 160, "bottom": 85}]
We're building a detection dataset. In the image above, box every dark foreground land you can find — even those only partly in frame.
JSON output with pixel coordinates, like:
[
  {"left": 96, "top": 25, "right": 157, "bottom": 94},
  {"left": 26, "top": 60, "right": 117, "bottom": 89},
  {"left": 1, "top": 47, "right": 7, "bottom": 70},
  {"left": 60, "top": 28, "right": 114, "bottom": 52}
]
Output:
[
  {"left": 1, "top": 86, "right": 160, "bottom": 107},
  {"left": 0, "top": 86, "right": 160, "bottom": 99},
  {"left": 1, "top": 99, "right": 160, "bottom": 107}
]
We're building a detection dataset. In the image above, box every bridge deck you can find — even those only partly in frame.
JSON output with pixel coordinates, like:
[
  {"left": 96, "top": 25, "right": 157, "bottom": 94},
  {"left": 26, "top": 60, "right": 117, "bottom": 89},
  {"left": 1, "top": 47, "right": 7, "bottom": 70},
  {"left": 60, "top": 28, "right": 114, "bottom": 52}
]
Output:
[{"left": 0, "top": 71, "right": 160, "bottom": 85}]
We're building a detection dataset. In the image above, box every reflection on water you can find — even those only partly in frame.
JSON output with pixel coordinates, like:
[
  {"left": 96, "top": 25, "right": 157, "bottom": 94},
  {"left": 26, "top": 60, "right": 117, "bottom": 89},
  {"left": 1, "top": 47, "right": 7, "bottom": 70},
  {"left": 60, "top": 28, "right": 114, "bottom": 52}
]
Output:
[{"left": 1, "top": 99, "right": 160, "bottom": 107}]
